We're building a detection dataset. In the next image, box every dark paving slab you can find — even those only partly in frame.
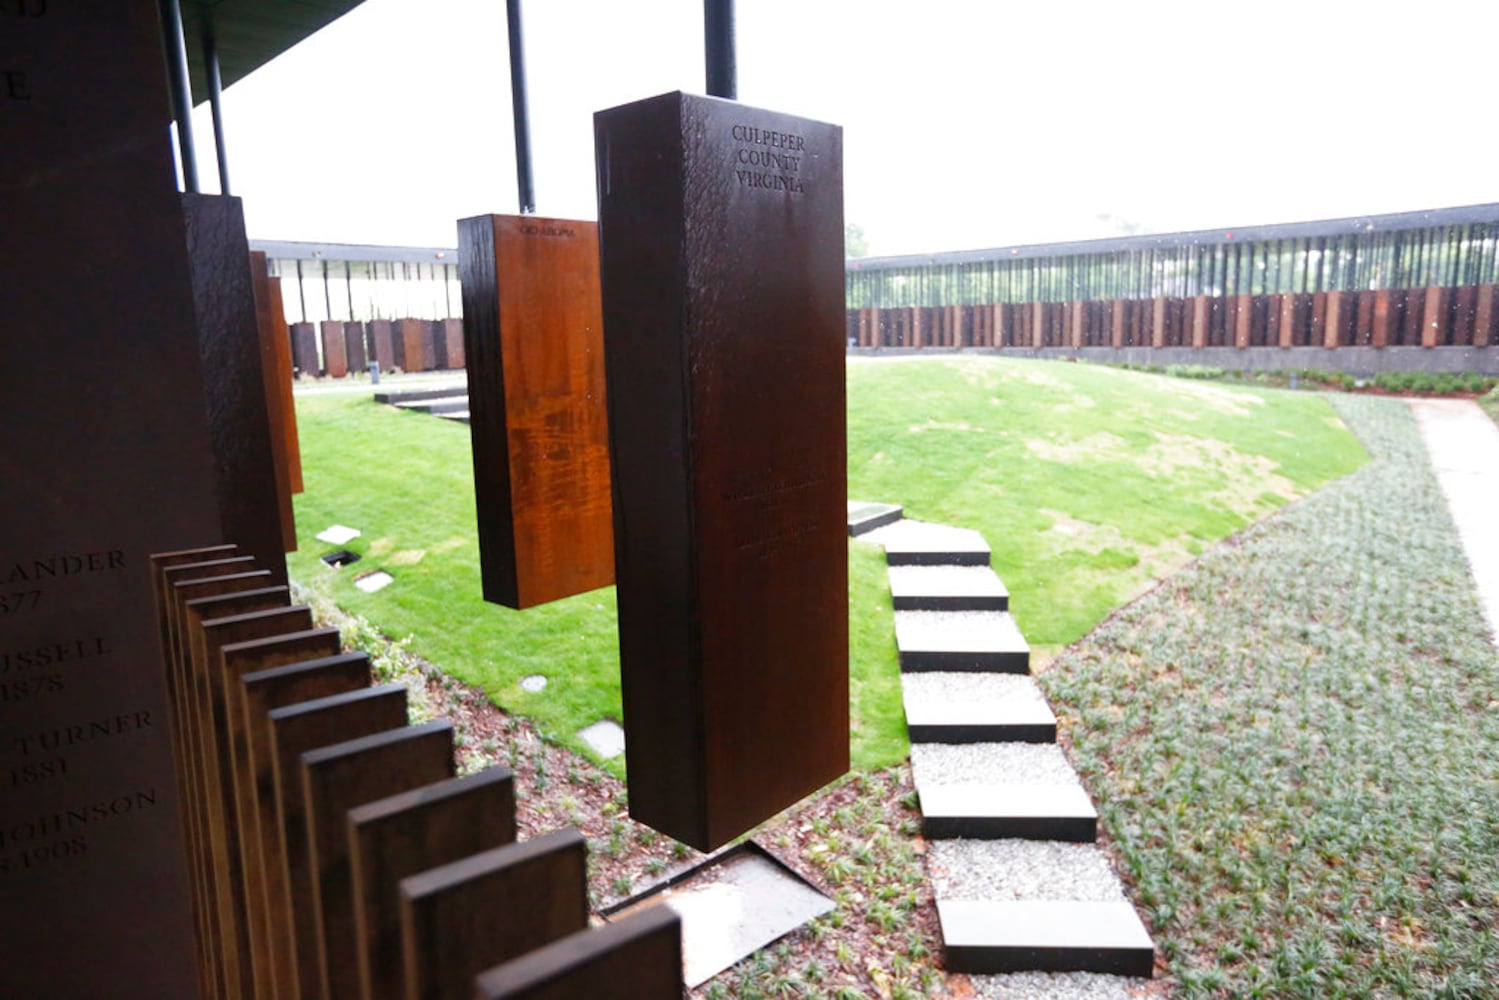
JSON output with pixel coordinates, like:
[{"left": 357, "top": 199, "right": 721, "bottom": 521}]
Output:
[
  {"left": 847, "top": 501, "right": 904, "bottom": 537},
  {"left": 373, "top": 384, "right": 467, "bottom": 404},
  {"left": 395, "top": 395, "right": 470, "bottom": 414},
  {"left": 938, "top": 899, "right": 1154, "bottom": 976},
  {"left": 889, "top": 564, "right": 1009, "bottom": 611},
  {"left": 865, "top": 519, "right": 992, "bottom": 566},
  {"left": 895, "top": 611, "right": 1030, "bottom": 672},
  {"left": 919, "top": 783, "right": 1097, "bottom": 842}
]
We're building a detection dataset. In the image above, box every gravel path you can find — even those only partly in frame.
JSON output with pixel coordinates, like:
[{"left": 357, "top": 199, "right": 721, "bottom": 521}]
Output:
[
  {"left": 928, "top": 839, "right": 1126, "bottom": 902},
  {"left": 910, "top": 741, "right": 1082, "bottom": 787}
]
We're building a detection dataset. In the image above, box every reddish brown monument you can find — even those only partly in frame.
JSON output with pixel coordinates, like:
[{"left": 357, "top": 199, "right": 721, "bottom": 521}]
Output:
[
  {"left": 594, "top": 92, "right": 849, "bottom": 850},
  {"left": 458, "top": 214, "right": 614, "bottom": 609}
]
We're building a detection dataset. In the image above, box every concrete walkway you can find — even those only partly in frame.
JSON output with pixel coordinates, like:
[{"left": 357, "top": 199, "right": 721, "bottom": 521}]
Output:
[{"left": 1409, "top": 398, "right": 1499, "bottom": 645}]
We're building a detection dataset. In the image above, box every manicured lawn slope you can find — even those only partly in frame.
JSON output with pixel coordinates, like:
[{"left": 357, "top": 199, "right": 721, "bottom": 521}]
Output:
[
  {"left": 1043, "top": 395, "right": 1499, "bottom": 995},
  {"left": 846, "top": 356, "right": 1367, "bottom": 656},
  {"left": 288, "top": 357, "right": 1366, "bottom": 772}
]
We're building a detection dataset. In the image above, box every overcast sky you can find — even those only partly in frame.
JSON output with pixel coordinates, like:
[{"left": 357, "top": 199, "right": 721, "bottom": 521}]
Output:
[{"left": 195, "top": 0, "right": 1499, "bottom": 257}]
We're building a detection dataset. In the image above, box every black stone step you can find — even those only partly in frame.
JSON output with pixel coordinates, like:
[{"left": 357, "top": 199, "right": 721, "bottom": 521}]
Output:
[
  {"left": 918, "top": 783, "right": 1096, "bottom": 841},
  {"left": 937, "top": 899, "right": 1154, "bottom": 977},
  {"left": 888, "top": 565, "right": 1008, "bottom": 611},
  {"left": 878, "top": 521, "right": 991, "bottom": 566},
  {"left": 395, "top": 395, "right": 469, "bottom": 414},
  {"left": 373, "top": 385, "right": 467, "bottom": 405},
  {"left": 847, "top": 501, "right": 903, "bottom": 537},
  {"left": 904, "top": 697, "right": 1056, "bottom": 744},
  {"left": 894, "top": 611, "right": 1029, "bottom": 673}
]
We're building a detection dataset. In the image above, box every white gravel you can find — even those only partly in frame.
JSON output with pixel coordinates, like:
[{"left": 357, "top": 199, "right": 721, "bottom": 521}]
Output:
[
  {"left": 900, "top": 672, "right": 1047, "bottom": 710},
  {"left": 969, "top": 971, "right": 1148, "bottom": 1000},
  {"left": 911, "top": 742, "right": 1081, "bottom": 788},
  {"left": 928, "top": 839, "right": 1126, "bottom": 902}
]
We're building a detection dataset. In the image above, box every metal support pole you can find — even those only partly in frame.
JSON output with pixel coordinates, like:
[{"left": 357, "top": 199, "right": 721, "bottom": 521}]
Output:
[
  {"left": 158, "top": 0, "right": 200, "bottom": 192},
  {"left": 506, "top": 0, "right": 536, "bottom": 214},
  {"left": 202, "top": 15, "right": 232, "bottom": 195},
  {"left": 704, "top": 0, "right": 736, "bottom": 100}
]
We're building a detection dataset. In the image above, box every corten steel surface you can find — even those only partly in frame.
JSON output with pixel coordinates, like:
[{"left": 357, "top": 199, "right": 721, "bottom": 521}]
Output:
[
  {"left": 267, "top": 276, "right": 305, "bottom": 492},
  {"left": 473, "top": 906, "right": 683, "bottom": 999},
  {"left": 292, "top": 321, "right": 321, "bottom": 376},
  {"left": 398, "top": 826, "right": 589, "bottom": 1000},
  {"left": 322, "top": 319, "right": 349, "bottom": 377},
  {"left": 395, "top": 318, "right": 427, "bottom": 372},
  {"left": 300, "top": 721, "right": 455, "bottom": 1000},
  {"left": 347, "top": 767, "right": 518, "bottom": 1000},
  {"left": 595, "top": 92, "right": 849, "bottom": 851},
  {"left": 250, "top": 255, "right": 300, "bottom": 550},
  {"left": 184, "top": 194, "right": 289, "bottom": 583},
  {"left": 269, "top": 684, "right": 411, "bottom": 1000},
  {"left": 458, "top": 214, "right": 614, "bottom": 609},
  {"left": 345, "top": 321, "right": 369, "bottom": 371},
  {"left": 369, "top": 318, "right": 397, "bottom": 371},
  {"left": 240, "top": 652, "right": 375, "bottom": 997},
  {"left": 0, "top": 6, "right": 224, "bottom": 997},
  {"left": 221, "top": 627, "right": 346, "bottom": 998}
]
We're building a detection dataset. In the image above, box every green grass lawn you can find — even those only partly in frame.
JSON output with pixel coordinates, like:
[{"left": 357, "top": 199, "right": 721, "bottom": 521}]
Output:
[
  {"left": 846, "top": 356, "right": 1367, "bottom": 657},
  {"left": 1043, "top": 394, "right": 1499, "bottom": 995},
  {"left": 288, "top": 357, "right": 1365, "bottom": 774}
]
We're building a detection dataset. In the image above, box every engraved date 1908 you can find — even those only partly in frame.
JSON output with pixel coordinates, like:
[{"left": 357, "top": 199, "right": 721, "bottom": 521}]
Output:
[{"left": 0, "top": 591, "right": 42, "bottom": 615}]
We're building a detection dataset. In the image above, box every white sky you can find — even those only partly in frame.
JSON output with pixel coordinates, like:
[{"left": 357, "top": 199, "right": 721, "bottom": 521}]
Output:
[{"left": 194, "top": 0, "right": 1499, "bottom": 257}]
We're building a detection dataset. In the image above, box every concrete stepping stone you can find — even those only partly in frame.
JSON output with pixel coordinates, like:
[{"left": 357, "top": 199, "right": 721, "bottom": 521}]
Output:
[
  {"left": 865, "top": 519, "right": 991, "bottom": 566},
  {"left": 889, "top": 564, "right": 1009, "bottom": 611},
  {"left": 927, "top": 840, "right": 1126, "bottom": 903},
  {"left": 901, "top": 673, "right": 1055, "bottom": 743},
  {"left": 374, "top": 385, "right": 467, "bottom": 404},
  {"left": 847, "top": 501, "right": 904, "bottom": 537},
  {"left": 437, "top": 411, "right": 471, "bottom": 425},
  {"left": 937, "top": 899, "right": 1154, "bottom": 977},
  {"left": 894, "top": 610, "right": 1029, "bottom": 672},
  {"left": 919, "top": 783, "right": 1096, "bottom": 841},
  {"left": 396, "top": 395, "right": 469, "bottom": 414}
]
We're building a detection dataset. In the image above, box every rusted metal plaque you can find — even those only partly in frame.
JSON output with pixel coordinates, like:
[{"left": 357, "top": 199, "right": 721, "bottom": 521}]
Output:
[
  {"left": 594, "top": 92, "right": 849, "bottom": 850},
  {"left": 458, "top": 214, "right": 614, "bottom": 609}
]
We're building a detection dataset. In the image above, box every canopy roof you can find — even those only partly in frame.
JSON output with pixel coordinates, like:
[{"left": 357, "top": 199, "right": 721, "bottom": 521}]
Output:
[{"left": 182, "top": 0, "right": 364, "bottom": 103}]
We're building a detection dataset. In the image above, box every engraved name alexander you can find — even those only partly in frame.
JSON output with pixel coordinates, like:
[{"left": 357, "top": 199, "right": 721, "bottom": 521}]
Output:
[
  {"left": 1, "top": 550, "right": 126, "bottom": 616},
  {"left": 730, "top": 124, "right": 807, "bottom": 195}
]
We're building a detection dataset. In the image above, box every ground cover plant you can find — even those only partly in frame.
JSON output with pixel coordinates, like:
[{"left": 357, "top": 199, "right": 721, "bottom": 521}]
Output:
[
  {"left": 1481, "top": 384, "right": 1499, "bottom": 429},
  {"left": 1042, "top": 394, "right": 1499, "bottom": 996},
  {"left": 1117, "top": 362, "right": 1497, "bottom": 398},
  {"left": 844, "top": 356, "right": 1366, "bottom": 659}
]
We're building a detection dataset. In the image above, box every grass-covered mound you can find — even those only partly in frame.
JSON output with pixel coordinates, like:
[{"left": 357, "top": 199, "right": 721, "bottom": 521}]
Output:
[{"left": 288, "top": 357, "right": 1366, "bottom": 771}]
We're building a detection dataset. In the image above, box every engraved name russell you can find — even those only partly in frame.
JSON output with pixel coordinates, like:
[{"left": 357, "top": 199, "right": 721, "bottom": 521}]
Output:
[
  {"left": 3, "top": 550, "right": 125, "bottom": 584},
  {"left": 731, "top": 124, "right": 807, "bottom": 195},
  {"left": 0, "top": 788, "right": 159, "bottom": 878},
  {"left": 0, "top": 636, "right": 111, "bottom": 704}
]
